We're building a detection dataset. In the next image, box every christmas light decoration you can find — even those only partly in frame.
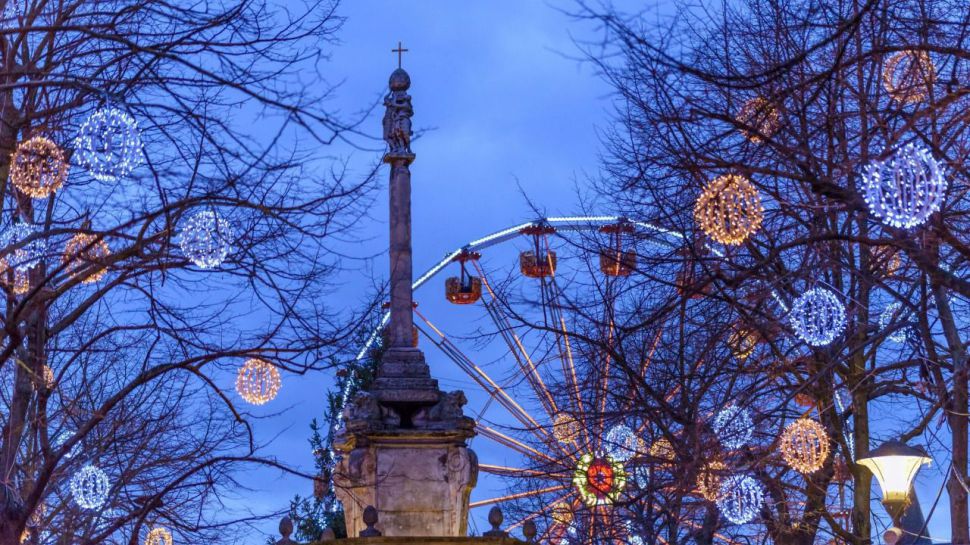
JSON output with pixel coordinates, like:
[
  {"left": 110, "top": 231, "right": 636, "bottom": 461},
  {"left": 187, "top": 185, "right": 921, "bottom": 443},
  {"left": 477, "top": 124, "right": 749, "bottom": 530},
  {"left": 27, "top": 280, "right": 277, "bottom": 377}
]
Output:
[
  {"left": 649, "top": 437, "right": 675, "bottom": 464},
  {"left": 696, "top": 460, "right": 727, "bottom": 502},
  {"left": 712, "top": 405, "right": 754, "bottom": 450},
  {"left": 145, "top": 527, "right": 173, "bottom": 545},
  {"left": 71, "top": 464, "right": 110, "bottom": 509},
  {"left": 694, "top": 174, "right": 763, "bottom": 246},
  {"left": 553, "top": 413, "right": 580, "bottom": 444},
  {"left": 736, "top": 97, "right": 780, "bottom": 143},
  {"left": 63, "top": 232, "right": 111, "bottom": 283},
  {"left": 879, "top": 302, "right": 910, "bottom": 343},
  {"left": 572, "top": 453, "right": 627, "bottom": 506},
  {"left": 2, "top": 0, "right": 22, "bottom": 27},
  {"left": 717, "top": 474, "right": 764, "bottom": 524},
  {"left": 235, "top": 358, "right": 281, "bottom": 405},
  {"left": 631, "top": 464, "right": 650, "bottom": 488},
  {"left": 871, "top": 245, "right": 902, "bottom": 276},
  {"left": 41, "top": 365, "right": 54, "bottom": 389},
  {"left": 10, "top": 136, "right": 69, "bottom": 199},
  {"left": 861, "top": 143, "right": 947, "bottom": 229},
  {"left": 883, "top": 50, "right": 935, "bottom": 104},
  {"left": 605, "top": 424, "right": 642, "bottom": 462},
  {"left": 53, "top": 430, "right": 81, "bottom": 458},
  {"left": 178, "top": 210, "right": 234, "bottom": 269},
  {"left": 551, "top": 501, "right": 573, "bottom": 526},
  {"left": 789, "top": 287, "right": 846, "bottom": 347},
  {"left": 728, "top": 325, "right": 758, "bottom": 361},
  {"left": 0, "top": 223, "right": 48, "bottom": 271},
  {"left": 780, "top": 418, "right": 830, "bottom": 474},
  {"left": 74, "top": 107, "right": 144, "bottom": 182}
]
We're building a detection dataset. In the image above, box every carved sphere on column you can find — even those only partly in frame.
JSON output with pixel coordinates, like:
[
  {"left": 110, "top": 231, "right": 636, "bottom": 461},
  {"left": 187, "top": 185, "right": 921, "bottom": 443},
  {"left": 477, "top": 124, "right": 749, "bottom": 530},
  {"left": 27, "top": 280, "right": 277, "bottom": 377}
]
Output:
[
  {"left": 236, "top": 358, "right": 281, "bottom": 405},
  {"left": 779, "top": 418, "right": 830, "bottom": 474},
  {"left": 389, "top": 68, "right": 411, "bottom": 91},
  {"left": 694, "top": 174, "right": 763, "bottom": 246},
  {"left": 10, "top": 136, "right": 69, "bottom": 199}
]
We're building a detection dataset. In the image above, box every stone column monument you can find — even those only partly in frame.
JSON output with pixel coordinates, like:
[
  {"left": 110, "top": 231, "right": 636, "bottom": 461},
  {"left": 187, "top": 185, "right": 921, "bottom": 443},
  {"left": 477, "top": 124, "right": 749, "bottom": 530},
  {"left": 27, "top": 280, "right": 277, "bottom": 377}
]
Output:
[{"left": 333, "top": 52, "right": 478, "bottom": 538}]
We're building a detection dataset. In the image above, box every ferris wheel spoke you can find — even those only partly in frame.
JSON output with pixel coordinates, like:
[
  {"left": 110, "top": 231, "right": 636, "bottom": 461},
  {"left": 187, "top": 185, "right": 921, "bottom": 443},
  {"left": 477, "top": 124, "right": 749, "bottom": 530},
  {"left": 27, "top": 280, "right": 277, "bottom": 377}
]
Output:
[
  {"left": 477, "top": 424, "right": 564, "bottom": 466},
  {"left": 468, "top": 484, "right": 570, "bottom": 509},
  {"left": 479, "top": 464, "right": 560, "bottom": 479}
]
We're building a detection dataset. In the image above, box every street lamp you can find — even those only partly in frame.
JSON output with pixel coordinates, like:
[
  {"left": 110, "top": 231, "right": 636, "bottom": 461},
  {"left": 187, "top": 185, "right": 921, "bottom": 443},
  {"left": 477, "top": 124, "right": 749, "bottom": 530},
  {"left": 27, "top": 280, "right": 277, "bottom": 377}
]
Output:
[{"left": 858, "top": 440, "right": 931, "bottom": 538}]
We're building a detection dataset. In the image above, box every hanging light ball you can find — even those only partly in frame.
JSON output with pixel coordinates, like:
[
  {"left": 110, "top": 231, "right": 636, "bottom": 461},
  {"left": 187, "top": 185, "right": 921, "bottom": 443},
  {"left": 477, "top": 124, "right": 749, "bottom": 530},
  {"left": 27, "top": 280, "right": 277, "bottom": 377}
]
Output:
[
  {"left": 40, "top": 365, "right": 54, "bottom": 389},
  {"left": 712, "top": 405, "right": 754, "bottom": 450},
  {"left": 605, "top": 424, "right": 642, "bottom": 462},
  {"left": 74, "top": 107, "right": 144, "bottom": 182},
  {"left": 63, "top": 232, "right": 111, "bottom": 283},
  {"left": 717, "top": 474, "right": 765, "bottom": 524},
  {"left": 572, "top": 453, "right": 627, "bottom": 506},
  {"left": 178, "top": 210, "right": 234, "bottom": 269},
  {"left": 883, "top": 50, "right": 935, "bottom": 104},
  {"left": 735, "top": 97, "right": 780, "bottom": 143},
  {"left": 780, "top": 418, "right": 830, "bottom": 474},
  {"left": 70, "top": 464, "right": 110, "bottom": 510},
  {"left": 10, "top": 136, "right": 69, "bottom": 199},
  {"left": 145, "top": 527, "right": 173, "bottom": 545},
  {"left": 53, "top": 429, "right": 82, "bottom": 459},
  {"left": 696, "top": 460, "right": 727, "bottom": 502},
  {"left": 870, "top": 245, "right": 902, "bottom": 276},
  {"left": 728, "top": 324, "right": 758, "bottom": 361},
  {"left": 552, "top": 413, "right": 580, "bottom": 444},
  {"left": 879, "top": 302, "right": 911, "bottom": 343},
  {"left": 788, "top": 287, "right": 846, "bottom": 347},
  {"left": 861, "top": 143, "right": 947, "bottom": 229},
  {"left": 0, "top": 223, "right": 48, "bottom": 272},
  {"left": 630, "top": 464, "right": 650, "bottom": 488},
  {"left": 649, "top": 437, "right": 675, "bottom": 464},
  {"left": 551, "top": 501, "right": 573, "bottom": 526},
  {"left": 694, "top": 174, "right": 763, "bottom": 246},
  {"left": 235, "top": 358, "right": 281, "bottom": 405}
]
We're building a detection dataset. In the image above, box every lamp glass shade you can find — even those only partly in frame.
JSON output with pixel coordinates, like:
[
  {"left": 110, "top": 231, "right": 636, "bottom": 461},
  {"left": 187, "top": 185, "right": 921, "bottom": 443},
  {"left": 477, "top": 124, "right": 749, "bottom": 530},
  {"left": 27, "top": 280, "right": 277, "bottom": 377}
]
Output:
[{"left": 858, "top": 445, "right": 931, "bottom": 504}]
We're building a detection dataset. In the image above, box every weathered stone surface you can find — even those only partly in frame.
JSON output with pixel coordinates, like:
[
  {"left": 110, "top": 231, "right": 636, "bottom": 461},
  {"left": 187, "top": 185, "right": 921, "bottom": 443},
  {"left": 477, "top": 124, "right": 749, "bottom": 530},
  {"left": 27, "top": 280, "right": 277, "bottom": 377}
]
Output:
[{"left": 310, "top": 538, "right": 524, "bottom": 545}]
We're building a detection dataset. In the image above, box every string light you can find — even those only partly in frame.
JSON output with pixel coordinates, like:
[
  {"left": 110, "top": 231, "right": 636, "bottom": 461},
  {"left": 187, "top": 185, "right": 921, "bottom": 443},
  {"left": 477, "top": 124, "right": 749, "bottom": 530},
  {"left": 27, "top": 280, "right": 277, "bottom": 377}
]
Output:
[
  {"left": 883, "top": 50, "right": 935, "bottom": 104},
  {"left": 649, "top": 438, "right": 675, "bottom": 464},
  {"left": 717, "top": 474, "right": 764, "bottom": 524},
  {"left": 235, "top": 358, "right": 281, "bottom": 405},
  {"left": 0, "top": 223, "right": 47, "bottom": 272},
  {"left": 178, "top": 210, "right": 234, "bottom": 269},
  {"left": 145, "top": 527, "right": 173, "bottom": 545},
  {"left": 10, "top": 136, "right": 69, "bottom": 199},
  {"left": 780, "top": 418, "right": 830, "bottom": 474},
  {"left": 735, "top": 97, "right": 780, "bottom": 143},
  {"left": 63, "top": 232, "right": 111, "bottom": 283},
  {"left": 861, "top": 143, "right": 947, "bottom": 229},
  {"left": 572, "top": 453, "right": 627, "bottom": 506},
  {"left": 605, "top": 424, "right": 642, "bottom": 462},
  {"left": 696, "top": 460, "right": 727, "bottom": 502},
  {"left": 551, "top": 501, "right": 573, "bottom": 526},
  {"left": 71, "top": 464, "right": 110, "bottom": 510},
  {"left": 728, "top": 324, "right": 758, "bottom": 361},
  {"left": 53, "top": 430, "right": 81, "bottom": 459},
  {"left": 694, "top": 174, "right": 763, "bottom": 246},
  {"left": 712, "top": 405, "right": 754, "bottom": 450},
  {"left": 871, "top": 245, "right": 902, "bottom": 276},
  {"left": 631, "top": 464, "right": 650, "bottom": 488},
  {"left": 41, "top": 365, "right": 54, "bottom": 389},
  {"left": 74, "top": 107, "right": 144, "bottom": 182},
  {"left": 879, "top": 302, "right": 911, "bottom": 343},
  {"left": 789, "top": 287, "right": 846, "bottom": 347},
  {"left": 552, "top": 413, "right": 580, "bottom": 444}
]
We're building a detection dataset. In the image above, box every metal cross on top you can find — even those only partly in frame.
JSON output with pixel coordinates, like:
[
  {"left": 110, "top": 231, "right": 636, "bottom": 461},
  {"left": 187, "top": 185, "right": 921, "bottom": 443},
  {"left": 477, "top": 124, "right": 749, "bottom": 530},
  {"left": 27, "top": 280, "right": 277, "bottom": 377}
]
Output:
[{"left": 392, "top": 41, "right": 408, "bottom": 68}]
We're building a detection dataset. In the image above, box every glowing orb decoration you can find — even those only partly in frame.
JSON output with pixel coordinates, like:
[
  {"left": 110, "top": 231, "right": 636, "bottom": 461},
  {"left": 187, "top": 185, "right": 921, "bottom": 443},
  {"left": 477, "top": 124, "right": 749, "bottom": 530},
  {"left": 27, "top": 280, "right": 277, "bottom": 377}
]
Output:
[
  {"left": 235, "top": 358, "right": 281, "bottom": 405},
  {"left": 649, "top": 437, "right": 675, "bottom": 464},
  {"left": 178, "top": 210, "right": 234, "bottom": 269},
  {"left": 879, "top": 302, "right": 910, "bottom": 343},
  {"left": 696, "top": 460, "right": 727, "bottom": 502},
  {"left": 572, "top": 453, "right": 627, "bottom": 506},
  {"left": 71, "top": 464, "right": 110, "bottom": 510},
  {"left": 788, "top": 287, "right": 846, "bottom": 347},
  {"left": 145, "top": 527, "right": 173, "bottom": 545},
  {"left": 871, "top": 245, "right": 902, "bottom": 276},
  {"left": 10, "top": 136, "right": 69, "bottom": 199},
  {"left": 780, "top": 418, "right": 830, "bottom": 474},
  {"left": 728, "top": 325, "right": 758, "bottom": 361},
  {"left": 861, "top": 143, "right": 947, "bottom": 229},
  {"left": 712, "top": 405, "right": 754, "bottom": 450},
  {"left": 53, "top": 430, "right": 81, "bottom": 459},
  {"left": 694, "top": 174, "right": 763, "bottom": 246},
  {"left": 883, "top": 50, "right": 935, "bottom": 104},
  {"left": 63, "top": 232, "right": 111, "bottom": 283},
  {"left": 0, "top": 223, "right": 48, "bottom": 271},
  {"left": 551, "top": 501, "right": 573, "bottom": 526},
  {"left": 605, "top": 424, "right": 642, "bottom": 462},
  {"left": 717, "top": 474, "right": 764, "bottom": 524},
  {"left": 552, "top": 413, "right": 580, "bottom": 444},
  {"left": 74, "top": 107, "right": 144, "bottom": 182},
  {"left": 631, "top": 464, "right": 650, "bottom": 488},
  {"left": 736, "top": 97, "right": 780, "bottom": 143},
  {"left": 41, "top": 365, "right": 54, "bottom": 389}
]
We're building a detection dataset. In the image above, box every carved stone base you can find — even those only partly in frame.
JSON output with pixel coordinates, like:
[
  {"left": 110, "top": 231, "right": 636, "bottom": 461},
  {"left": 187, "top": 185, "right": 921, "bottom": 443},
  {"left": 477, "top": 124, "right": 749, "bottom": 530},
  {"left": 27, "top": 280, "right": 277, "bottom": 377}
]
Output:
[{"left": 372, "top": 348, "right": 441, "bottom": 406}]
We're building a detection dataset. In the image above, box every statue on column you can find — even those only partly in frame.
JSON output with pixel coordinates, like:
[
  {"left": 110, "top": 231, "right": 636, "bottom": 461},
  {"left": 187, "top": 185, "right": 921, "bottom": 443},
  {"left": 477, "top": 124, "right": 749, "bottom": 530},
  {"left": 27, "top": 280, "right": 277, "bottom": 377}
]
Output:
[{"left": 382, "top": 68, "right": 413, "bottom": 158}]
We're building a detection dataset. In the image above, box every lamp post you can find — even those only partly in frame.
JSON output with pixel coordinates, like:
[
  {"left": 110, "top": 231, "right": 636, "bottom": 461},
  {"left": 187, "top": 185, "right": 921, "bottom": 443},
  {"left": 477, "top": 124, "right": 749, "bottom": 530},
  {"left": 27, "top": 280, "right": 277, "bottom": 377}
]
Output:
[{"left": 857, "top": 440, "right": 931, "bottom": 544}]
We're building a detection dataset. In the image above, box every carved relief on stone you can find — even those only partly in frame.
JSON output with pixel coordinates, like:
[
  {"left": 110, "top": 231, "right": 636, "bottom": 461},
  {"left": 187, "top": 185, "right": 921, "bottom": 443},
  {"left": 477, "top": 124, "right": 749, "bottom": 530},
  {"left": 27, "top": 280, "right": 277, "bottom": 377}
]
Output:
[
  {"left": 340, "top": 391, "right": 400, "bottom": 431},
  {"left": 413, "top": 390, "right": 474, "bottom": 430}
]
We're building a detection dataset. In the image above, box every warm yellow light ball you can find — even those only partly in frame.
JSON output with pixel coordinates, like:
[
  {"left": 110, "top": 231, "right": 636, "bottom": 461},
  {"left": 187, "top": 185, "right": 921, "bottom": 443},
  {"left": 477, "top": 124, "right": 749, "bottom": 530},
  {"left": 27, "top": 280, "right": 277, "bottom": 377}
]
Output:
[
  {"left": 694, "top": 174, "right": 763, "bottom": 246},
  {"left": 649, "top": 437, "right": 675, "bottom": 464},
  {"left": 235, "top": 358, "right": 281, "bottom": 405},
  {"left": 780, "top": 418, "right": 830, "bottom": 474},
  {"left": 10, "top": 136, "right": 69, "bottom": 199},
  {"left": 145, "top": 527, "right": 173, "bottom": 545},
  {"left": 736, "top": 97, "right": 780, "bottom": 143},
  {"left": 552, "top": 413, "right": 580, "bottom": 444},
  {"left": 728, "top": 325, "right": 758, "bottom": 361},
  {"left": 696, "top": 460, "right": 726, "bottom": 502},
  {"left": 883, "top": 50, "right": 935, "bottom": 104},
  {"left": 63, "top": 232, "right": 111, "bottom": 283},
  {"left": 551, "top": 500, "right": 573, "bottom": 526}
]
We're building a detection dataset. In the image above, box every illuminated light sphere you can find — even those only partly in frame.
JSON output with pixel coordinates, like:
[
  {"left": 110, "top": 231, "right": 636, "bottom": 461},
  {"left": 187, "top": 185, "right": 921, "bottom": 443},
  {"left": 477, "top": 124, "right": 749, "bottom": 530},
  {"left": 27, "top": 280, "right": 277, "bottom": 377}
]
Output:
[
  {"left": 631, "top": 464, "right": 650, "bottom": 488},
  {"left": 178, "top": 210, "right": 234, "bottom": 269},
  {"left": 717, "top": 474, "right": 765, "bottom": 524},
  {"left": 649, "top": 437, "right": 675, "bottom": 464},
  {"left": 879, "top": 302, "right": 910, "bottom": 343},
  {"left": 696, "top": 460, "right": 727, "bottom": 502},
  {"left": 70, "top": 464, "right": 110, "bottom": 510},
  {"left": 551, "top": 501, "right": 573, "bottom": 526},
  {"left": 780, "top": 418, "right": 830, "bottom": 474},
  {"left": 605, "top": 424, "right": 642, "bottom": 462},
  {"left": 145, "top": 527, "right": 173, "bottom": 545},
  {"left": 552, "top": 413, "right": 580, "bottom": 444},
  {"left": 871, "top": 245, "right": 902, "bottom": 276},
  {"left": 788, "top": 287, "right": 846, "bottom": 347},
  {"left": 712, "top": 405, "right": 754, "bottom": 450},
  {"left": 10, "top": 136, "right": 69, "bottom": 199},
  {"left": 63, "top": 232, "right": 111, "bottom": 283},
  {"left": 53, "top": 430, "right": 82, "bottom": 458},
  {"left": 694, "top": 174, "right": 764, "bottom": 246},
  {"left": 736, "top": 97, "right": 780, "bottom": 143},
  {"left": 74, "top": 107, "right": 144, "bottom": 182},
  {"left": 235, "top": 358, "right": 281, "bottom": 405},
  {"left": 861, "top": 143, "right": 947, "bottom": 229},
  {"left": 728, "top": 325, "right": 758, "bottom": 361},
  {"left": 883, "top": 50, "right": 935, "bottom": 104},
  {"left": 0, "top": 223, "right": 48, "bottom": 272},
  {"left": 572, "top": 453, "right": 627, "bottom": 506}
]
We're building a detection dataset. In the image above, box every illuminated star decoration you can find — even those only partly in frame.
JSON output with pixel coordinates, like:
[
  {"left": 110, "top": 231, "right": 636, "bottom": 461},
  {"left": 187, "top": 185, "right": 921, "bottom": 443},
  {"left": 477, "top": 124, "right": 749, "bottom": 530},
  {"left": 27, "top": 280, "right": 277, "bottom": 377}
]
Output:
[
  {"left": 861, "top": 143, "right": 947, "bottom": 229},
  {"left": 789, "top": 287, "right": 846, "bottom": 347},
  {"left": 712, "top": 405, "right": 754, "bottom": 450},
  {"left": 178, "top": 210, "right": 234, "bottom": 269},
  {"left": 74, "top": 107, "right": 145, "bottom": 182},
  {"left": 717, "top": 473, "right": 765, "bottom": 524},
  {"left": 70, "top": 464, "right": 110, "bottom": 510}
]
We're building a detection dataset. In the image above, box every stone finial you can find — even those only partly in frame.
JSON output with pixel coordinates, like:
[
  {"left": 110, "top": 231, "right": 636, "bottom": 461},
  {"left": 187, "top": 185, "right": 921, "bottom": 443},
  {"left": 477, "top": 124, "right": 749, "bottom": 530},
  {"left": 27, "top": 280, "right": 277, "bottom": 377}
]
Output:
[
  {"left": 482, "top": 506, "right": 508, "bottom": 538},
  {"left": 523, "top": 520, "right": 537, "bottom": 543},
  {"left": 360, "top": 505, "right": 382, "bottom": 537},
  {"left": 275, "top": 516, "right": 298, "bottom": 545},
  {"left": 320, "top": 528, "right": 336, "bottom": 542}
]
